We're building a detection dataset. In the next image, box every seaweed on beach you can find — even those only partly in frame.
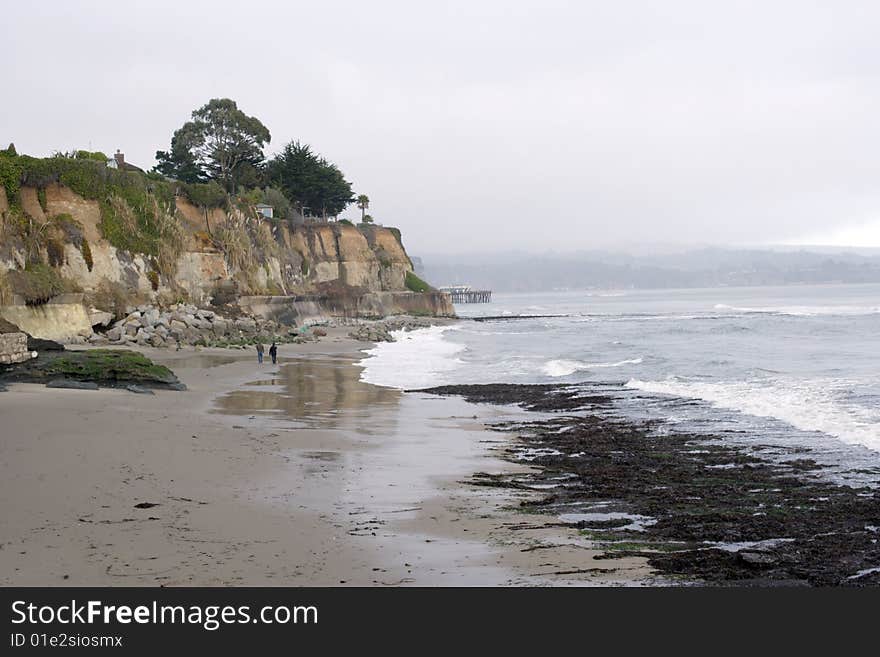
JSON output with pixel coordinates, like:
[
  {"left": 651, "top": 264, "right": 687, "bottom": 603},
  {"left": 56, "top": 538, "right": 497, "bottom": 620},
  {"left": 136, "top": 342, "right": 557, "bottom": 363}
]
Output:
[
  {"left": 420, "top": 383, "right": 880, "bottom": 586},
  {"left": 0, "top": 349, "right": 185, "bottom": 391}
]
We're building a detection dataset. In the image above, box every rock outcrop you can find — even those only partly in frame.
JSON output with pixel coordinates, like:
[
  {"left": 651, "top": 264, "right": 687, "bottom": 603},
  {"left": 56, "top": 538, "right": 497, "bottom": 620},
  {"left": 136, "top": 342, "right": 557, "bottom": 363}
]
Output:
[
  {"left": 1, "top": 159, "right": 455, "bottom": 344},
  {"left": 0, "top": 318, "right": 31, "bottom": 365}
]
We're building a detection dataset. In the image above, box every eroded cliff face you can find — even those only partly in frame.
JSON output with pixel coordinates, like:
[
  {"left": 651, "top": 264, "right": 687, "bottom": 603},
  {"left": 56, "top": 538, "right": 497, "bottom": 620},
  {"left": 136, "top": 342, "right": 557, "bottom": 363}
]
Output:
[{"left": 1, "top": 184, "right": 419, "bottom": 301}]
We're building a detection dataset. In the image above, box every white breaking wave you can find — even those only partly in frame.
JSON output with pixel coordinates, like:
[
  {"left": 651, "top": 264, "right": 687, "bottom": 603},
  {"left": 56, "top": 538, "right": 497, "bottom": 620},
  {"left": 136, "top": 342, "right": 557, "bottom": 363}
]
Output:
[
  {"left": 714, "top": 303, "right": 880, "bottom": 317},
  {"left": 625, "top": 377, "right": 880, "bottom": 452},
  {"left": 543, "top": 357, "right": 643, "bottom": 377},
  {"left": 359, "top": 325, "right": 464, "bottom": 389}
]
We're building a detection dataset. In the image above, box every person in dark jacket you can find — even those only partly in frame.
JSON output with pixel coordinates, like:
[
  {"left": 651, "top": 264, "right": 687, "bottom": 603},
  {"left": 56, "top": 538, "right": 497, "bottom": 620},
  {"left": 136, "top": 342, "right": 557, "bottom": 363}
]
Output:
[
  {"left": 256, "top": 342, "right": 264, "bottom": 364},
  {"left": 269, "top": 342, "right": 277, "bottom": 365}
]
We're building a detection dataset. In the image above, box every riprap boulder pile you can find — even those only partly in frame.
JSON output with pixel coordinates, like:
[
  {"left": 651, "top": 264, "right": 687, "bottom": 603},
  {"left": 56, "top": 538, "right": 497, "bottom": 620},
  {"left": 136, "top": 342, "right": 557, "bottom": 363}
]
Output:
[{"left": 98, "top": 303, "right": 288, "bottom": 349}]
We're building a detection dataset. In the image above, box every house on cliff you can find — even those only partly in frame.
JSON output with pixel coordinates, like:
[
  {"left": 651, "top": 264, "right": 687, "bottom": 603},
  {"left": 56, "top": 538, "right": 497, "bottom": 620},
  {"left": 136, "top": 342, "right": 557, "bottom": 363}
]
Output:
[
  {"left": 106, "top": 150, "right": 144, "bottom": 173},
  {"left": 255, "top": 203, "right": 274, "bottom": 219}
]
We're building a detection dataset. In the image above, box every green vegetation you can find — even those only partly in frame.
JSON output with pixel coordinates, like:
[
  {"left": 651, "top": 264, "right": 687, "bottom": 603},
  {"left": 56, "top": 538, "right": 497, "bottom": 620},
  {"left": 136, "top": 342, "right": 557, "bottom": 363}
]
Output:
[
  {"left": 5, "top": 262, "right": 65, "bottom": 304},
  {"left": 404, "top": 271, "right": 431, "bottom": 293},
  {"left": 154, "top": 98, "right": 271, "bottom": 192},
  {"left": 266, "top": 141, "right": 353, "bottom": 220},
  {"left": 74, "top": 150, "right": 109, "bottom": 162},
  {"left": 356, "top": 194, "right": 369, "bottom": 222},
  {"left": 259, "top": 186, "right": 291, "bottom": 219},
  {"left": 43, "top": 349, "right": 176, "bottom": 384},
  {"left": 338, "top": 218, "right": 354, "bottom": 226},
  {"left": 0, "top": 151, "right": 180, "bottom": 257},
  {"left": 179, "top": 180, "right": 227, "bottom": 208},
  {"left": 88, "top": 279, "right": 144, "bottom": 320},
  {"left": 51, "top": 213, "right": 84, "bottom": 247},
  {"left": 81, "top": 238, "right": 93, "bottom": 271},
  {"left": 45, "top": 237, "right": 65, "bottom": 267}
]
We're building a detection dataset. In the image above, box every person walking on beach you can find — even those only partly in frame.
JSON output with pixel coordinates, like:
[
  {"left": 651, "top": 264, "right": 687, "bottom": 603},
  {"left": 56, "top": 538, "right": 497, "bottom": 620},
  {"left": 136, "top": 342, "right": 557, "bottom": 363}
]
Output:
[
  {"left": 269, "top": 341, "right": 277, "bottom": 365},
  {"left": 256, "top": 342, "right": 264, "bottom": 364}
]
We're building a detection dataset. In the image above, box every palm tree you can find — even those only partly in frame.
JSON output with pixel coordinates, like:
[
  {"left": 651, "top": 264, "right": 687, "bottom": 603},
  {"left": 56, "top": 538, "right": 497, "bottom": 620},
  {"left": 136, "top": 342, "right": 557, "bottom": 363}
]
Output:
[{"left": 356, "top": 194, "right": 370, "bottom": 223}]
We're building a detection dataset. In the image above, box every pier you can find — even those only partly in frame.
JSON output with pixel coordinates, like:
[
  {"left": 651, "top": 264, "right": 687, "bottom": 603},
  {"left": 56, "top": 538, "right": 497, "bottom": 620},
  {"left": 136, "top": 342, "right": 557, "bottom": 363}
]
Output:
[{"left": 439, "top": 285, "right": 492, "bottom": 303}]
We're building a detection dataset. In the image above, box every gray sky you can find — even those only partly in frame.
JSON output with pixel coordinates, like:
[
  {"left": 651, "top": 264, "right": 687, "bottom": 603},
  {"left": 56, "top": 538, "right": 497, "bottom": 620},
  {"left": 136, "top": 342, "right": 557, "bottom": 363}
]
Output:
[{"left": 3, "top": 1, "right": 880, "bottom": 253}]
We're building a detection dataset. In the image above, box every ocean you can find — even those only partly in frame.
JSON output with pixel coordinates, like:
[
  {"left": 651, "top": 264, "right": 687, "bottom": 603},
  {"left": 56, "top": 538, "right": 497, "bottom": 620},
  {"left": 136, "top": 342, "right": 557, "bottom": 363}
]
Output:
[{"left": 360, "top": 283, "right": 880, "bottom": 484}]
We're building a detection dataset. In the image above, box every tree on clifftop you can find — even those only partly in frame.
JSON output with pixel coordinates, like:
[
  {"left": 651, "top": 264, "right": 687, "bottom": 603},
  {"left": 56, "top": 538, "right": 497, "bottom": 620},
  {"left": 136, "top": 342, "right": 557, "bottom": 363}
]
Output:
[
  {"left": 266, "top": 141, "right": 353, "bottom": 220},
  {"left": 154, "top": 98, "right": 271, "bottom": 193},
  {"left": 356, "top": 194, "right": 369, "bottom": 222}
]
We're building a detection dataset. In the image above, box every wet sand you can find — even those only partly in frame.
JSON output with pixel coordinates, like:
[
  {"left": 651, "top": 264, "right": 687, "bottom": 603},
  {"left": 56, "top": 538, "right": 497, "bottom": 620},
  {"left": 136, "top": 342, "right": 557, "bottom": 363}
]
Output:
[{"left": 0, "top": 327, "right": 651, "bottom": 586}]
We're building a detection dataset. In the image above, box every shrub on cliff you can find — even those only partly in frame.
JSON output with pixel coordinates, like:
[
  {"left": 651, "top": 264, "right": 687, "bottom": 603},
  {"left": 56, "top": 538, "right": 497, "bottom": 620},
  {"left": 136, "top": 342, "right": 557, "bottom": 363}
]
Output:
[
  {"left": 405, "top": 271, "right": 431, "bottom": 293},
  {"left": 0, "top": 152, "right": 181, "bottom": 259},
  {"left": 74, "top": 150, "right": 109, "bottom": 162},
  {"left": 80, "top": 239, "right": 93, "bottom": 272},
  {"left": 6, "top": 262, "right": 65, "bottom": 304},
  {"left": 88, "top": 279, "right": 143, "bottom": 320},
  {"left": 180, "top": 180, "right": 227, "bottom": 208}
]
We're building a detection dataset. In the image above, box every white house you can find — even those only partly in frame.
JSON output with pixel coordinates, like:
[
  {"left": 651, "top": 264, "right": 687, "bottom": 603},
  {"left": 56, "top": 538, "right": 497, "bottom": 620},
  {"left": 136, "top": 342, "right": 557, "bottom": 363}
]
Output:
[{"left": 255, "top": 204, "right": 274, "bottom": 219}]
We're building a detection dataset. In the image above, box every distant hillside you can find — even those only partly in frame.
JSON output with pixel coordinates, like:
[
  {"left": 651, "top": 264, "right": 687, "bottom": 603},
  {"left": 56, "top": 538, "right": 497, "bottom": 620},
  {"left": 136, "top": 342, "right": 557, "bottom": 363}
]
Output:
[{"left": 419, "top": 247, "right": 880, "bottom": 292}]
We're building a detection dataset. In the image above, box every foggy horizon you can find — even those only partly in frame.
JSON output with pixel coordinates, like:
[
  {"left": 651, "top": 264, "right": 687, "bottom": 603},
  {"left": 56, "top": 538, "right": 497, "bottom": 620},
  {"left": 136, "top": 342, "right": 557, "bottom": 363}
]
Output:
[{"left": 3, "top": 1, "right": 880, "bottom": 254}]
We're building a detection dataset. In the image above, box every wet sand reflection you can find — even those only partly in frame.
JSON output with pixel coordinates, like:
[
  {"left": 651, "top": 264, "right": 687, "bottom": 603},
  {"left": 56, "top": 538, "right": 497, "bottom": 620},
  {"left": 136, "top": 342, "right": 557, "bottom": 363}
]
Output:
[{"left": 214, "top": 356, "right": 401, "bottom": 433}]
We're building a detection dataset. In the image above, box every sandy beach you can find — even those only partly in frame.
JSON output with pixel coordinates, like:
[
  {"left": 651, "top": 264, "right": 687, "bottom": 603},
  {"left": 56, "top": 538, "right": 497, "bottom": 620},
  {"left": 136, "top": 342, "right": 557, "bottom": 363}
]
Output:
[{"left": 0, "top": 327, "right": 651, "bottom": 586}]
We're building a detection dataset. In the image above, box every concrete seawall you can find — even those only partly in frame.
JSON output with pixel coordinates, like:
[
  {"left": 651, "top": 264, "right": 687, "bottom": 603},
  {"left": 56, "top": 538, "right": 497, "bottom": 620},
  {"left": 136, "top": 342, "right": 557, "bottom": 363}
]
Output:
[
  {"left": 239, "top": 291, "right": 456, "bottom": 325},
  {"left": 0, "top": 294, "right": 92, "bottom": 341}
]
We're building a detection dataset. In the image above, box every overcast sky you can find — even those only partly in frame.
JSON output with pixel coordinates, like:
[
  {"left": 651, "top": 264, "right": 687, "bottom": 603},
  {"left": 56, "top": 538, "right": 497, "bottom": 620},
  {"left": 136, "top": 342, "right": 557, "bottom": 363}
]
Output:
[{"left": 2, "top": 1, "right": 880, "bottom": 254}]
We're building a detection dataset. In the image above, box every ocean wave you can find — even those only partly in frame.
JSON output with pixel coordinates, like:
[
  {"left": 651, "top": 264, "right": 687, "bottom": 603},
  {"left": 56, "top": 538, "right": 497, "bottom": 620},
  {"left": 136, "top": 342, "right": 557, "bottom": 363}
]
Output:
[
  {"left": 543, "top": 357, "right": 643, "bottom": 377},
  {"left": 714, "top": 303, "right": 880, "bottom": 317},
  {"left": 625, "top": 377, "right": 880, "bottom": 452},
  {"left": 359, "top": 326, "right": 464, "bottom": 389}
]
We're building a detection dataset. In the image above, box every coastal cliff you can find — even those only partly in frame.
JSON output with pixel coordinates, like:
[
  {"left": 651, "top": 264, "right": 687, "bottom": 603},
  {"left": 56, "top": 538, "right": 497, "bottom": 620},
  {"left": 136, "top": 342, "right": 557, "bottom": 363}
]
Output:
[{"left": 0, "top": 164, "right": 454, "bottom": 334}]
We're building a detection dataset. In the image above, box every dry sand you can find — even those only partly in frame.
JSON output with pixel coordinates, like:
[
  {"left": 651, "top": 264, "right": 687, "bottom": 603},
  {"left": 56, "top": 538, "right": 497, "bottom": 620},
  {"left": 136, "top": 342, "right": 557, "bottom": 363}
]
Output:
[{"left": 0, "top": 327, "right": 652, "bottom": 586}]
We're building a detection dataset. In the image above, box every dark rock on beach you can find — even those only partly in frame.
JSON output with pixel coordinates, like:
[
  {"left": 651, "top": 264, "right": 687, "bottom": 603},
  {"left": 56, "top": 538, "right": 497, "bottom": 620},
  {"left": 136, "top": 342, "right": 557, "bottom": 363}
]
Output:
[
  {"left": 27, "top": 335, "right": 65, "bottom": 352},
  {"left": 46, "top": 379, "right": 99, "bottom": 390},
  {"left": 1, "top": 349, "right": 184, "bottom": 392},
  {"left": 422, "top": 383, "right": 880, "bottom": 586}
]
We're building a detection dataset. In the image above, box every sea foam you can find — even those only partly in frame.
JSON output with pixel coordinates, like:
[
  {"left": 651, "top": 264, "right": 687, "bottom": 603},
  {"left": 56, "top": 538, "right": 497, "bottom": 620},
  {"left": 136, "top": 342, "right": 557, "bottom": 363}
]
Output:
[
  {"left": 359, "top": 325, "right": 464, "bottom": 389},
  {"left": 625, "top": 377, "right": 880, "bottom": 452},
  {"left": 714, "top": 303, "right": 880, "bottom": 317},
  {"left": 542, "top": 357, "right": 643, "bottom": 377}
]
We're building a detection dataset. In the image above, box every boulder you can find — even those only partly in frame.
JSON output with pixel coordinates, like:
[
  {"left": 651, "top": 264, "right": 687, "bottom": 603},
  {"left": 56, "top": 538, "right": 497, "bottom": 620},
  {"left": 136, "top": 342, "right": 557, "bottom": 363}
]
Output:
[
  {"left": 105, "top": 326, "right": 123, "bottom": 342},
  {"left": 46, "top": 379, "right": 99, "bottom": 390},
  {"left": 142, "top": 308, "right": 160, "bottom": 327},
  {"left": 126, "top": 384, "right": 155, "bottom": 395},
  {"left": 234, "top": 318, "right": 257, "bottom": 333},
  {"left": 89, "top": 310, "right": 114, "bottom": 329},
  {"left": 27, "top": 335, "right": 65, "bottom": 352}
]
